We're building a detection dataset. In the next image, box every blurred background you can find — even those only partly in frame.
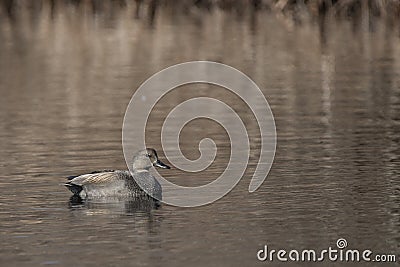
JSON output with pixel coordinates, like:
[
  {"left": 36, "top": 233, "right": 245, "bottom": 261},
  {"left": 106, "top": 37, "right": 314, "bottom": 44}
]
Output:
[{"left": 0, "top": 0, "right": 399, "bottom": 266}]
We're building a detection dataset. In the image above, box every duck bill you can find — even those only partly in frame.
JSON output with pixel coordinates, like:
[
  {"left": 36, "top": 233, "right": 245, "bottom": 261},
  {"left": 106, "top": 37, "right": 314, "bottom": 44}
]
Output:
[{"left": 153, "top": 160, "right": 170, "bottom": 169}]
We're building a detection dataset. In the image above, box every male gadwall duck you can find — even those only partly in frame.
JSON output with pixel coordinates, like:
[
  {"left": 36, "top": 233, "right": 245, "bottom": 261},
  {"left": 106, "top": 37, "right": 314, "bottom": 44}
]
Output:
[{"left": 64, "top": 148, "right": 170, "bottom": 199}]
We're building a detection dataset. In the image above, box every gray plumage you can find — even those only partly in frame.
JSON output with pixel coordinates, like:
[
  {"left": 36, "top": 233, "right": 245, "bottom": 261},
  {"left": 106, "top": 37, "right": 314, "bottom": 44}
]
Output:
[{"left": 64, "top": 148, "right": 170, "bottom": 200}]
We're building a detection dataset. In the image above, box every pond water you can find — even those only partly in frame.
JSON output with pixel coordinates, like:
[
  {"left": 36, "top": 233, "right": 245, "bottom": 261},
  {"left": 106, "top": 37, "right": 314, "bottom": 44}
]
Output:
[{"left": 0, "top": 2, "right": 399, "bottom": 266}]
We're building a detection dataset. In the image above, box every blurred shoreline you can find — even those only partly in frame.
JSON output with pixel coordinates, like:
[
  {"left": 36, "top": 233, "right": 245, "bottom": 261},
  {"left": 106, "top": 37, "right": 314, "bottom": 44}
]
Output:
[{"left": 1, "top": 0, "right": 399, "bottom": 28}]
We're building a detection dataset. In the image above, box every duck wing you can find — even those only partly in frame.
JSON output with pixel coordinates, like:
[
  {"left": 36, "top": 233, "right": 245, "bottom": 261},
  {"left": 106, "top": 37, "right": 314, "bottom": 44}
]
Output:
[
  {"left": 67, "top": 169, "right": 116, "bottom": 181},
  {"left": 65, "top": 170, "right": 128, "bottom": 196},
  {"left": 67, "top": 170, "right": 123, "bottom": 186}
]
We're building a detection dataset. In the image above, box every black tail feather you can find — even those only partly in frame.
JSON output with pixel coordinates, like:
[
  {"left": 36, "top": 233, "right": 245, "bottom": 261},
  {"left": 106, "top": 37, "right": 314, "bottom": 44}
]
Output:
[{"left": 64, "top": 182, "right": 83, "bottom": 195}]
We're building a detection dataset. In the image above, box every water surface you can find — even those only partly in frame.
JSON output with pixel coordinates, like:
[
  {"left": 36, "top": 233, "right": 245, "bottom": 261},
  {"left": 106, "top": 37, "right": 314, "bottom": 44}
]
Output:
[{"left": 0, "top": 2, "right": 399, "bottom": 266}]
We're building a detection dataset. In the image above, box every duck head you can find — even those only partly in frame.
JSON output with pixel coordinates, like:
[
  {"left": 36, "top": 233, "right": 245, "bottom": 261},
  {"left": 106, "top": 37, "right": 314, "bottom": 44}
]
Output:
[{"left": 132, "top": 148, "right": 171, "bottom": 171}]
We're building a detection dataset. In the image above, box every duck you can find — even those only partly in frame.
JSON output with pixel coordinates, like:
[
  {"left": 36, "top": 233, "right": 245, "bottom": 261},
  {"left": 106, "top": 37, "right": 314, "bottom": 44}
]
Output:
[{"left": 64, "top": 148, "right": 170, "bottom": 200}]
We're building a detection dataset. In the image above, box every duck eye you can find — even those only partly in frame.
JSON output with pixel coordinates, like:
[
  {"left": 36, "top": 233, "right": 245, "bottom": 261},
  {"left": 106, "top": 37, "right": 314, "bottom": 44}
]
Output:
[{"left": 146, "top": 154, "right": 151, "bottom": 158}]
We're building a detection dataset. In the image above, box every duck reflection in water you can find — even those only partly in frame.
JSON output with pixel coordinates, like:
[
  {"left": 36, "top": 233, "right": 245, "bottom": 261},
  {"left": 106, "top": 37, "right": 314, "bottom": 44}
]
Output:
[{"left": 68, "top": 194, "right": 161, "bottom": 215}]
